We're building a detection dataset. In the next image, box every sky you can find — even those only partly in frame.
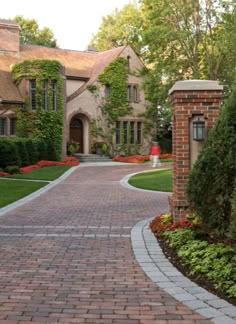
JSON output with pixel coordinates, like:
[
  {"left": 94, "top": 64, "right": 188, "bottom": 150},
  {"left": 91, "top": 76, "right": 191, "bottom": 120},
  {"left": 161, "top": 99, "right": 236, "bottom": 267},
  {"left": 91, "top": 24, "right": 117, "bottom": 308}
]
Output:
[{"left": 1, "top": 0, "right": 132, "bottom": 51}]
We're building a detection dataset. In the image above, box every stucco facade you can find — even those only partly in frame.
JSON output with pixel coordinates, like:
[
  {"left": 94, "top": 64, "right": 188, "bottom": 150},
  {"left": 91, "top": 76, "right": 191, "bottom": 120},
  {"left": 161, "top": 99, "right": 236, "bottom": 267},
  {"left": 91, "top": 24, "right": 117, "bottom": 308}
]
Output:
[{"left": 0, "top": 19, "right": 149, "bottom": 158}]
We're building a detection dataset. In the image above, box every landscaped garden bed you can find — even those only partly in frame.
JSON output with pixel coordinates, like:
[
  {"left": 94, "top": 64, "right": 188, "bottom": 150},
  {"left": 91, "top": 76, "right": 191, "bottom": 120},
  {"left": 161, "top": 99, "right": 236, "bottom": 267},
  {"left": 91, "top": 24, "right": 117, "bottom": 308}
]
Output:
[{"left": 149, "top": 213, "right": 236, "bottom": 306}]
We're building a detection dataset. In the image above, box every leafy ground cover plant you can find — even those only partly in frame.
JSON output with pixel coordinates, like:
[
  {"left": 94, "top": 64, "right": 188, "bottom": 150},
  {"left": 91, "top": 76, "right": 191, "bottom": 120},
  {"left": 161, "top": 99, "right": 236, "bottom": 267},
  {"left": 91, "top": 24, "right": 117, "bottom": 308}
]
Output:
[{"left": 149, "top": 214, "right": 236, "bottom": 303}]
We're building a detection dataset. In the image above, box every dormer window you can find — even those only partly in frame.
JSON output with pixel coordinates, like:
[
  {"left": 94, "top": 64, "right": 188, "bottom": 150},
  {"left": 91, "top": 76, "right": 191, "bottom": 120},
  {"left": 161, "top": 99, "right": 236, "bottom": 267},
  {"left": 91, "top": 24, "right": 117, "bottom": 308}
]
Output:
[{"left": 127, "top": 55, "right": 131, "bottom": 68}]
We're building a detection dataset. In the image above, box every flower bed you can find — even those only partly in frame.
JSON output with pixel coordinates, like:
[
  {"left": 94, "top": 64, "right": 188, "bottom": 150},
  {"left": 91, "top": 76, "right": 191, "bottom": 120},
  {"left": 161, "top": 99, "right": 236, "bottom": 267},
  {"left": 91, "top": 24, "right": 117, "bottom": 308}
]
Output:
[
  {"left": 0, "top": 157, "right": 79, "bottom": 177},
  {"left": 112, "top": 154, "right": 172, "bottom": 163},
  {"left": 149, "top": 213, "right": 236, "bottom": 301}
]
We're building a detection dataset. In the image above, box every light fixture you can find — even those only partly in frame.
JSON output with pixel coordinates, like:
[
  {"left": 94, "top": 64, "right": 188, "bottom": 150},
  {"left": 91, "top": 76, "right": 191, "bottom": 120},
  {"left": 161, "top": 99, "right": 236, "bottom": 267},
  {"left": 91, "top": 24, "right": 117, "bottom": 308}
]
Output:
[{"left": 193, "top": 120, "right": 205, "bottom": 141}]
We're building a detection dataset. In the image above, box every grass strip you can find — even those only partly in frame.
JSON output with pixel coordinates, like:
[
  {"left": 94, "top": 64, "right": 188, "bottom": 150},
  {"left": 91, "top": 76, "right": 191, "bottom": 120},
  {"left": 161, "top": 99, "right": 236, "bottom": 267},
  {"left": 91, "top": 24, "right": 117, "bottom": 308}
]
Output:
[{"left": 0, "top": 179, "right": 48, "bottom": 207}]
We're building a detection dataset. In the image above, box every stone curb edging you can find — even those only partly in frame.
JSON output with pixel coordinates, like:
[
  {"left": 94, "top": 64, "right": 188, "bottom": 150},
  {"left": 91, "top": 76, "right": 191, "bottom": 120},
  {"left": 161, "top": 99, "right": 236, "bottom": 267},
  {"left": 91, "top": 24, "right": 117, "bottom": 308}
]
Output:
[
  {"left": 131, "top": 218, "right": 236, "bottom": 324},
  {"left": 0, "top": 165, "right": 79, "bottom": 217}
]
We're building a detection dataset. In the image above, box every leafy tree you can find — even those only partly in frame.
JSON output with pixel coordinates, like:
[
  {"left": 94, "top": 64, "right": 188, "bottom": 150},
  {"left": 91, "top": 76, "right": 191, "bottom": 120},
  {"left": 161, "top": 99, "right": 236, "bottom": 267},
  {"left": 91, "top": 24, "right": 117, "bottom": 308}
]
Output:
[
  {"left": 139, "top": 0, "right": 235, "bottom": 141},
  {"left": 141, "top": 0, "right": 234, "bottom": 81},
  {"left": 90, "top": 1, "right": 143, "bottom": 54},
  {"left": 14, "top": 15, "right": 58, "bottom": 48}
]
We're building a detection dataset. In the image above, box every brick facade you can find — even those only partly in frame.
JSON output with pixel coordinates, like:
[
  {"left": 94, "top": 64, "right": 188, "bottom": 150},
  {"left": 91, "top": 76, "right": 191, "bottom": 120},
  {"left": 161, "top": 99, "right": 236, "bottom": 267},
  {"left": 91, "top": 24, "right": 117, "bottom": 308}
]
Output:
[{"left": 168, "top": 80, "right": 223, "bottom": 221}]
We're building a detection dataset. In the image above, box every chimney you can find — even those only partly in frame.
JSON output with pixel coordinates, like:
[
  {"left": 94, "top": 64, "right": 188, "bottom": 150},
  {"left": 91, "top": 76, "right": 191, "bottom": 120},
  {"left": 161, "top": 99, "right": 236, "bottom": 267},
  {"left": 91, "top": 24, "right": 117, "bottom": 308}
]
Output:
[
  {"left": 86, "top": 45, "right": 98, "bottom": 52},
  {"left": 0, "top": 19, "right": 20, "bottom": 52}
]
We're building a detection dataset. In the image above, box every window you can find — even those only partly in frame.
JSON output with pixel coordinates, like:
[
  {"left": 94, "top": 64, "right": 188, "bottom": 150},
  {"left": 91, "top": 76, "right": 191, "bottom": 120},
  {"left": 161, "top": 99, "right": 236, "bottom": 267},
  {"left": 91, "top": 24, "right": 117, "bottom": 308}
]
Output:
[
  {"left": 127, "top": 84, "right": 139, "bottom": 103},
  {"left": 0, "top": 118, "right": 6, "bottom": 136},
  {"left": 127, "top": 85, "right": 132, "bottom": 101},
  {"left": 30, "top": 79, "right": 36, "bottom": 110},
  {"left": 127, "top": 55, "right": 130, "bottom": 68},
  {"left": 116, "top": 121, "right": 121, "bottom": 144},
  {"left": 133, "top": 86, "right": 138, "bottom": 102},
  {"left": 123, "top": 121, "right": 128, "bottom": 144},
  {"left": 10, "top": 118, "right": 17, "bottom": 136},
  {"left": 137, "top": 121, "right": 142, "bottom": 144},
  {"left": 105, "top": 85, "right": 110, "bottom": 98},
  {"left": 115, "top": 120, "right": 142, "bottom": 145},
  {"left": 42, "top": 80, "right": 48, "bottom": 110},
  {"left": 130, "top": 121, "right": 135, "bottom": 144},
  {"left": 52, "top": 80, "right": 57, "bottom": 111}
]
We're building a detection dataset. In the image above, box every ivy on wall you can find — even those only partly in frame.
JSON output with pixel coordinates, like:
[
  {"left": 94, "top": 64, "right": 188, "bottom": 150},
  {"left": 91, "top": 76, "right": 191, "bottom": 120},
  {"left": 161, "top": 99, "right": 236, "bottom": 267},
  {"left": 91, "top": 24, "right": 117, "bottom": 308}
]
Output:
[
  {"left": 97, "top": 57, "right": 131, "bottom": 125},
  {"left": 90, "top": 57, "right": 132, "bottom": 155},
  {"left": 11, "top": 60, "right": 64, "bottom": 160}
]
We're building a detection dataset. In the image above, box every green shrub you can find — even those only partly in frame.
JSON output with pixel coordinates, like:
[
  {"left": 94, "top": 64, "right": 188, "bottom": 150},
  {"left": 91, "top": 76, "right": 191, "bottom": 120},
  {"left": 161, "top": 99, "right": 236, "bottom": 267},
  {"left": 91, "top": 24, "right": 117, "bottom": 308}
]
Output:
[
  {"left": 25, "top": 139, "right": 39, "bottom": 164},
  {"left": 67, "top": 143, "right": 79, "bottom": 156},
  {"left": 5, "top": 165, "right": 20, "bottom": 174},
  {"left": 13, "top": 138, "right": 30, "bottom": 167},
  {"left": 187, "top": 87, "right": 236, "bottom": 238},
  {"left": 0, "top": 139, "right": 21, "bottom": 168},
  {"left": 47, "top": 139, "right": 58, "bottom": 161},
  {"left": 36, "top": 139, "right": 48, "bottom": 160}
]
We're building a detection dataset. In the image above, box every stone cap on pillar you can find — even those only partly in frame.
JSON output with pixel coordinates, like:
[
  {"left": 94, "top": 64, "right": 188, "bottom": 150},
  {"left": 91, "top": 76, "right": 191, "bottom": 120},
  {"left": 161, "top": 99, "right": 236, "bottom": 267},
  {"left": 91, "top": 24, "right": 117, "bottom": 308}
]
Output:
[{"left": 169, "top": 80, "right": 223, "bottom": 95}]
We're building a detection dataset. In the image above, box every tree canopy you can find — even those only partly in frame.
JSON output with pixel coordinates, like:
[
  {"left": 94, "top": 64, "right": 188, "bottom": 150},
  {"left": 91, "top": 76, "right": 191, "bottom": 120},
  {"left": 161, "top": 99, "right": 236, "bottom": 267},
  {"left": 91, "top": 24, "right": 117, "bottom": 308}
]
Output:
[
  {"left": 90, "top": 0, "right": 235, "bottom": 140},
  {"left": 90, "top": 1, "right": 143, "bottom": 54},
  {"left": 14, "top": 15, "right": 58, "bottom": 48}
]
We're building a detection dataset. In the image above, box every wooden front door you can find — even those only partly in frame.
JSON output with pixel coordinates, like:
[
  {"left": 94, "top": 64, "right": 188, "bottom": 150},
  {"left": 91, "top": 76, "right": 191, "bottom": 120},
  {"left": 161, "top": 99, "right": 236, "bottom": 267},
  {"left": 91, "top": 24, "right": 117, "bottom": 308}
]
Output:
[{"left": 70, "top": 118, "right": 83, "bottom": 153}]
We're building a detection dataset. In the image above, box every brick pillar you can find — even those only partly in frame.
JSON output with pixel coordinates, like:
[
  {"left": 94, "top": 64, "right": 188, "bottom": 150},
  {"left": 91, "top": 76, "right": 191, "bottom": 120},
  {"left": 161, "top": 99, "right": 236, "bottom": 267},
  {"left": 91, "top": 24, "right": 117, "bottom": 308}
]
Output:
[{"left": 168, "top": 80, "right": 223, "bottom": 221}]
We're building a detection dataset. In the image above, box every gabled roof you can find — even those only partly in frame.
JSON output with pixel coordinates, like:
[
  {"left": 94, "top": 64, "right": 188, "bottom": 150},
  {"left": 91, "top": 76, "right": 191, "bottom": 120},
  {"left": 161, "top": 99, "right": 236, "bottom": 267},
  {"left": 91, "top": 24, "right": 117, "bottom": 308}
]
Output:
[{"left": 0, "top": 42, "right": 128, "bottom": 103}]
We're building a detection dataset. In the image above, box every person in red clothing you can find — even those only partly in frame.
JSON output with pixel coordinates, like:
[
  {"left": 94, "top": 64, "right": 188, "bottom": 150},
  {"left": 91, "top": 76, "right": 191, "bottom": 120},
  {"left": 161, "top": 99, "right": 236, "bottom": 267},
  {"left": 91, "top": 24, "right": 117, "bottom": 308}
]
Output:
[{"left": 150, "top": 141, "right": 161, "bottom": 167}]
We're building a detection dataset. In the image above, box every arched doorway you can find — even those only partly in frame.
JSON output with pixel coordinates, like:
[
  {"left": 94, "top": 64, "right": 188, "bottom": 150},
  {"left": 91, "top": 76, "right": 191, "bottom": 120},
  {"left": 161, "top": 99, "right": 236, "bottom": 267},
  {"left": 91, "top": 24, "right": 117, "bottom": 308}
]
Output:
[{"left": 70, "top": 117, "right": 83, "bottom": 153}]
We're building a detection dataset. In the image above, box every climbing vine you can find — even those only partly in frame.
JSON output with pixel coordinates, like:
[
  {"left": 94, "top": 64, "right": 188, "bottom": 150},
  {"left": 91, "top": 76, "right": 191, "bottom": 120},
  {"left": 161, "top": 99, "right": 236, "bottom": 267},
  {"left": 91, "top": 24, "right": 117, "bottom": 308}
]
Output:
[
  {"left": 97, "top": 57, "right": 131, "bottom": 125},
  {"left": 11, "top": 59, "right": 64, "bottom": 160},
  {"left": 91, "top": 57, "right": 132, "bottom": 154}
]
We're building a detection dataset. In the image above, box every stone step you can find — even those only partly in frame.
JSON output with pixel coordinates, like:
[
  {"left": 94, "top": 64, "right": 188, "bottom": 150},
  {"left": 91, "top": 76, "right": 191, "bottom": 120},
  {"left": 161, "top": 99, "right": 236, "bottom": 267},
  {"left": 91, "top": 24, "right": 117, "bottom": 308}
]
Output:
[{"left": 73, "top": 153, "right": 112, "bottom": 163}]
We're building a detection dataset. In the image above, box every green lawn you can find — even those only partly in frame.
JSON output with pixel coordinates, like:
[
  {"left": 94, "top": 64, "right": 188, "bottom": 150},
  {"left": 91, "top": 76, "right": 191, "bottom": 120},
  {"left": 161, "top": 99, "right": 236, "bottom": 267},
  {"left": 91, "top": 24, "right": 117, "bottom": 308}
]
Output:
[
  {"left": 6, "top": 165, "right": 72, "bottom": 181},
  {"left": 0, "top": 179, "right": 47, "bottom": 207},
  {"left": 0, "top": 165, "right": 73, "bottom": 208},
  {"left": 128, "top": 169, "right": 172, "bottom": 192}
]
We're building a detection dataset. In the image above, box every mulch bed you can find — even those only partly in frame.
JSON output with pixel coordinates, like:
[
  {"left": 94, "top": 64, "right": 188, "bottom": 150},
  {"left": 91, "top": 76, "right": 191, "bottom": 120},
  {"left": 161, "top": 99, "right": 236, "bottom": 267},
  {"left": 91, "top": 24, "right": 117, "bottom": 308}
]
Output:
[{"left": 157, "top": 237, "right": 236, "bottom": 307}]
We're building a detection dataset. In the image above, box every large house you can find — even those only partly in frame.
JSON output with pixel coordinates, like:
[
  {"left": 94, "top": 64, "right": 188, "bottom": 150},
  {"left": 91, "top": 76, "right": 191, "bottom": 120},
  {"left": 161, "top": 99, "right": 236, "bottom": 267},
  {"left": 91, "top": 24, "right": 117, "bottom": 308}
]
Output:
[{"left": 0, "top": 19, "right": 150, "bottom": 158}]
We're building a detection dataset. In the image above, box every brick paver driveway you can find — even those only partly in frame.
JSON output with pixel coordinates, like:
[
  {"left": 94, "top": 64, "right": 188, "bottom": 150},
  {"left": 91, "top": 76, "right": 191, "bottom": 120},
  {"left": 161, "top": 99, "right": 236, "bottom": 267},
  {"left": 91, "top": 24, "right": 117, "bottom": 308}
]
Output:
[{"left": 0, "top": 164, "right": 212, "bottom": 323}]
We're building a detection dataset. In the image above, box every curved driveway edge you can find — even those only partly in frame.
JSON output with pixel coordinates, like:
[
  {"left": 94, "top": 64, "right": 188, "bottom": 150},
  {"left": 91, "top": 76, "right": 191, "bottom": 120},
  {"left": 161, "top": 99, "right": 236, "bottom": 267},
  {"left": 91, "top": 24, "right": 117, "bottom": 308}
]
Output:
[{"left": 123, "top": 168, "right": 236, "bottom": 324}]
